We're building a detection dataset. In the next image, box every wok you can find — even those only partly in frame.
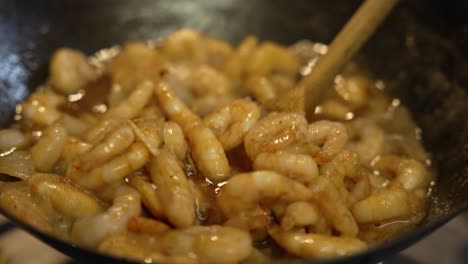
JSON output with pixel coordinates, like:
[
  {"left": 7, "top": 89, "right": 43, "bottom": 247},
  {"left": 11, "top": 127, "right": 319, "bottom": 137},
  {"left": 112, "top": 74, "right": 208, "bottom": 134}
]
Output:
[{"left": 0, "top": 0, "right": 467, "bottom": 263}]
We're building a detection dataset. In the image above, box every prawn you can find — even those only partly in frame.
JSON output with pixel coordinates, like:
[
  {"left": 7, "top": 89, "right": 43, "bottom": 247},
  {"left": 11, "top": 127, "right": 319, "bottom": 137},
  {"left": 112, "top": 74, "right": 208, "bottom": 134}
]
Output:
[
  {"left": 217, "top": 171, "right": 313, "bottom": 231},
  {"left": 149, "top": 149, "right": 195, "bottom": 228},
  {"left": 128, "top": 174, "right": 164, "bottom": 219},
  {"left": 160, "top": 225, "right": 252, "bottom": 264},
  {"left": 21, "top": 91, "right": 65, "bottom": 126},
  {"left": 56, "top": 137, "right": 92, "bottom": 173},
  {"left": 320, "top": 150, "right": 371, "bottom": 205},
  {"left": 280, "top": 201, "right": 319, "bottom": 231},
  {"left": 309, "top": 177, "right": 359, "bottom": 236},
  {"left": 98, "top": 233, "right": 197, "bottom": 264},
  {"left": 308, "top": 120, "right": 349, "bottom": 164},
  {"left": 154, "top": 81, "right": 230, "bottom": 182},
  {"left": 246, "top": 42, "right": 300, "bottom": 77},
  {"left": 269, "top": 226, "right": 367, "bottom": 259},
  {"left": 351, "top": 188, "right": 412, "bottom": 224},
  {"left": 190, "top": 65, "right": 232, "bottom": 96},
  {"left": 203, "top": 98, "right": 261, "bottom": 151},
  {"left": 78, "top": 124, "right": 135, "bottom": 171},
  {"left": 346, "top": 119, "right": 385, "bottom": 164},
  {"left": 103, "top": 80, "right": 154, "bottom": 120},
  {"left": 245, "top": 75, "right": 276, "bottom": 105},
  {"left": 163, "top": 121, "right": 188, "bottom": 161},
  {"left": 30, "top": 122, "right": 68, "bottom": 172},
  {"left": 71, "top": 184, "right": 142, "bottom": 248},
  {"left": 372, "top": 155, "right": 432, "bottom": 195},
  {"left": 244, "top": 112, "right": 308, "bottom": 160},
  {"left": 49, "top": 48, "right": 98, "bottom": 94},
  {"left": 253, "top": 151, "right": 318, "bottom": 186},
  {"left": 27, "top": 173, "right": 103, "bottom": 219},
  {"left": 73, "top": 143, "right": 150, "bottom": 190}
]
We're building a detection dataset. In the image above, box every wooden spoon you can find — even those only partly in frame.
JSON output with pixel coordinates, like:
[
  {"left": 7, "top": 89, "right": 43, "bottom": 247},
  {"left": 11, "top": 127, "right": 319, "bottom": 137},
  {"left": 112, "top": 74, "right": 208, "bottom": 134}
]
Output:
[{"left": 303, "top": 0, "right": 399, "bottom": 120}]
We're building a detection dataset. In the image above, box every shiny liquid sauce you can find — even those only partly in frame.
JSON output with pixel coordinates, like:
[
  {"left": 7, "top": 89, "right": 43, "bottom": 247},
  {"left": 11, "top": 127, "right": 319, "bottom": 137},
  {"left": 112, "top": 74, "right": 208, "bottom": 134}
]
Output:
[{"left": 0, "top": 29, "right": 434, "bottom": 263}]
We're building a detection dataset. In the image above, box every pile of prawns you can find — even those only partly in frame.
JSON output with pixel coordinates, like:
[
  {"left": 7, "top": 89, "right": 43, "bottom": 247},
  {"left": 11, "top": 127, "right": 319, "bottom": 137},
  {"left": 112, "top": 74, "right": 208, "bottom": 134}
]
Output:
[{"left": 0, "top": 29, "right": 433, "bottom": 263}]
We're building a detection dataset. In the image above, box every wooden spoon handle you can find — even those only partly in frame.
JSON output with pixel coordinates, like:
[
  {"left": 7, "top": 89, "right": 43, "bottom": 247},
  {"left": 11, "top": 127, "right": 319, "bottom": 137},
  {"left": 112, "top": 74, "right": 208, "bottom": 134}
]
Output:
[{"left": 304, "top": 0, "right": 399, "bottom": 120}]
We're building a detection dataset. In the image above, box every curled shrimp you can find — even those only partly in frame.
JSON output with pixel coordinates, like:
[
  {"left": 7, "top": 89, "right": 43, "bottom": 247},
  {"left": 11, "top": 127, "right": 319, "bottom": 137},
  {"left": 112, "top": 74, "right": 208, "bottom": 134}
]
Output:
[
  {"left": 73, "top": 142, "right": 150, "bottom": 190},
  {"left": 253, "top": 151, "right": 318, "bottom": 186},
  {"left": 346, "top": 119, "right": 384, "bottom": 164},
  {"left": 107, "top": 42, "right": 163, "bottom": 96},
  {"left": 21, "top": 91, "right": 65, "bottom": 126},
  {"left": 244, "top": 112, "right": 308, "bottom": 160},
  {"left": 79, "top": 124, "right": 135, "bottom": 171},
  {"left": 71, "top": 184, "right": 142, "bottom": 248},
  {"left": 309, "top": 177, "right": 359, "bottom": 236},
  {"left": 269, "top": 226, "right": 367, "bottom": 259},
  {"left": 128, "top": 174, "right": 164, "bottom": 219},
  {"left": 99, "top": 233, "right": 197, "bottom": 264},
  {"left": 203, "top": 98, "right": 261, "bottom": 151},
  {"left": 245, "top": 75, "right": 276, "bottom": 105},
  {"left": 27, "top": 173, "right": 103, "bottom": 219},
  {"left": 49, "top": 48, "right": 98, "bottom": 94},
  {"left": 191, "top": 95, "right": 235, "bottom": 117},
  {"left": 223, "top": 36, "right": 258, "bottom": 82},
  {"left": 190, "top": 65, "right": 232, "bottom": 96},
  {"left": 56, "top": 137, "right": 92, "bottom": 173},
  {"left": 154, "top": 81, "right": 230, "bottom": 182},
  {"left": 217, "top": 171, "right": 313, "bottom": 231},
  {"left": 149, "top": 149, "right": 196, "bottom": 228},
  {"left": 372, "top": 155, "right": 432, "bottom": 195},
  {"left": 320, "top": 150, "right": 371, "bottom": 205},
  {"left": 0, "top": 183, "right": 57, "bottom": 235},
  {"left": 30, "top": 122, "right": 68, "bottom": 172},
  {"left": 351, "top": 188, "right": 412, "bottom": 224},
  {"left": 280, "top": 201, "right": 319, "bottom": 230},
  {"left": 104, "top": 80, "right": 154, "bottom": 120},
  {"left": 246, "top": 42, "right": 300, "bottom": 77},
  {"left": 308, "top": 120, "right": 349, "bottom": 164},
  {"left": 163, "top": 121, "right": 188, "bottom": 161},
  {"left": 160, "top": 225, "right": 252, "bottom": 264}
]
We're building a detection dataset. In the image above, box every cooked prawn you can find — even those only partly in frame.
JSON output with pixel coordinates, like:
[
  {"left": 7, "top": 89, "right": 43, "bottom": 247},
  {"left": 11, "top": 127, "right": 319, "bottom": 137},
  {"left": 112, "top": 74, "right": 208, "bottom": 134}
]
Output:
[
  {"left": 346, "top": 119, "right": 384, "bottom": 164},
  {"left": 217, "top": 171, "right": 313, "bottom": 231},
  {"left": 203, "top": 98, "right": 261, "bottom": 151},
  {"left": 149, "top": 149, "right": 195, "bottom": 228},
  {"left": 27, "top": 173, "right": 103, "bottom": 219},
  {"left": 163, "top": 121, "right": 188, "bottom": 161},
  {"left": 309, "top": 176, "right": 359, "bottom": 236},
  {"left": 50, "top": 48, "right": 98, "bottom": 94},
  {"left": 30, "top": 122, "right": 68, "bottom": 172},
  {"left": 71, "top": 184, "right": 142, "bottom": 247},
  {"left": 128, "top": 174, "right": 164, "bottom": 219},
  {"left": 253, "top": 151, "right": 318, "bottom": 186},
  {"left": 73, "top": 143, "right": 150, "bottom": 190},
  {"left": 269, "top": 226, "right": 367, "bottom": 259},
  {"left": 244, "top": 112, "right": 308, "bottom": 160},
  {"left": 320, "top": 150, "right": 371, "bottom": 205},
  {"left": 154, "top": 81, "right": 231, "bottom": 182},
  {"left": 308, "top": 120, "right": 348, "bottom": 164},
  {"left": 160, "top": 225, "right": 252, "bottom": 264},
  {"left": 103, "top": 80, "right": 154, "bottom": 120},
  {"left": 280, "top": 201, "right": 319, "bottom": 230}
]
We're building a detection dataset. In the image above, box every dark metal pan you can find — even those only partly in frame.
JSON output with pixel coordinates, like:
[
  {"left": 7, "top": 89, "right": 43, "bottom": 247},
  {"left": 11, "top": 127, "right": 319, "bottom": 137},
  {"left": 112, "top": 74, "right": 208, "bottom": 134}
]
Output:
[{"left": 0, "top": 0, "right": 467, "bottom": 263}]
